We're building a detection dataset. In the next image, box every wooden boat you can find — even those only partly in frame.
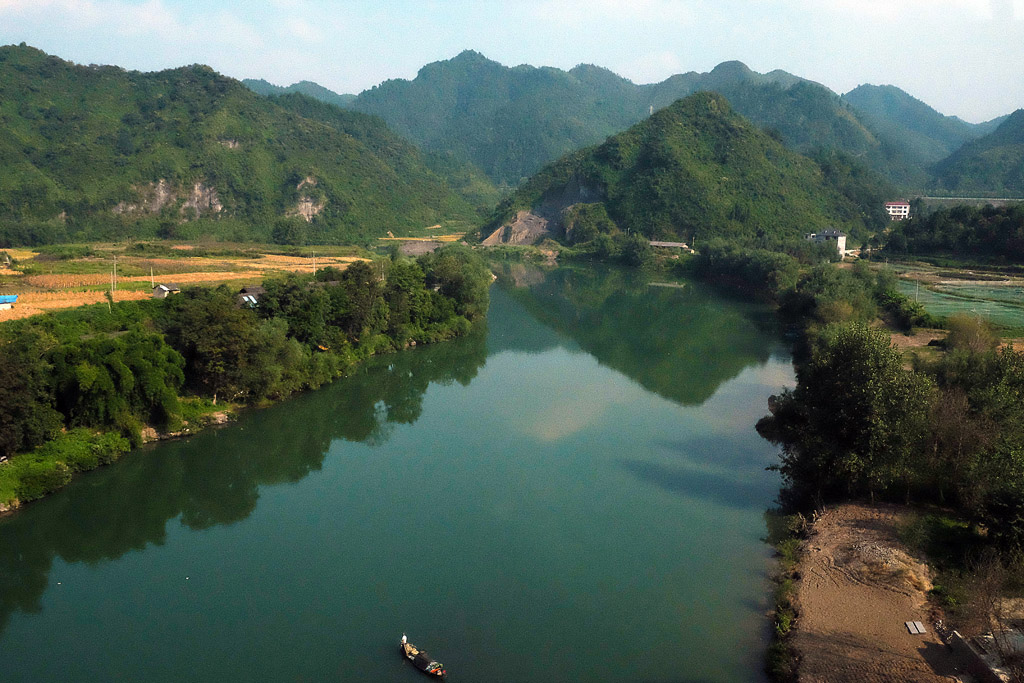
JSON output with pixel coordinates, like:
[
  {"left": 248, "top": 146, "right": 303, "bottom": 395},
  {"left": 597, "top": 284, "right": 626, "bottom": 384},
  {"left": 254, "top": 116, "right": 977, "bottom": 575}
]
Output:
[{"left": 399, "top": 635, "right": 447, "bottom": 678}]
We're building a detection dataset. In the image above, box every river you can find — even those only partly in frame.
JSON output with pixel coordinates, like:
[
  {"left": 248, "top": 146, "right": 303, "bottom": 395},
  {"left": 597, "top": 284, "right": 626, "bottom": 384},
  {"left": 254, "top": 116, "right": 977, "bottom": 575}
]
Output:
[{"left": 0, "top": 264, "right": 794, "bottom": 682}]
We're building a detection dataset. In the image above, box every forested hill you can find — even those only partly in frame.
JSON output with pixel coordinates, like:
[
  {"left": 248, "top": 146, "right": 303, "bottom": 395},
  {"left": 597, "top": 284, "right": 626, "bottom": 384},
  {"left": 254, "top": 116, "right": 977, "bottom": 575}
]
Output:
[
  {"left": 0, "top": 45, "right": 478, "bottom": 246},
  {"left": 932, "top": 109, "right": 1024, "bottom": 196},
  {"left": 339, "top": 51, "right": 971, "bottom": 189},
  {"left": 242, "top": 78, "right": 356, "bottom": 108},
  {"left": 482, "top": 93, "right": 883, "bottom": 245},
  {"left": 841, "top": 84, "right": 988, "bottom": 166}
]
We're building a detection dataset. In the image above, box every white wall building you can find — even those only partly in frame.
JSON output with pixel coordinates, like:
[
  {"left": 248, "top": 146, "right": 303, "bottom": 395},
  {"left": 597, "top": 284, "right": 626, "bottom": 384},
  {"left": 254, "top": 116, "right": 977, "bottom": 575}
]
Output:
[
  {"left": 805, "top": 229, "right": 847, "bottom": 256},
  {"left": 885, "top": 201, "right": 911, "bottom": 220}
]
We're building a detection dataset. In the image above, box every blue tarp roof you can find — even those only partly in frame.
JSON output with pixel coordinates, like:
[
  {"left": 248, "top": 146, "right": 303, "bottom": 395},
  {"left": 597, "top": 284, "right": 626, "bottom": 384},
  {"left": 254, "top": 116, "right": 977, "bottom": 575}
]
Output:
[{"left": 0, "top": 295, "right": 18, "bottom": 304}]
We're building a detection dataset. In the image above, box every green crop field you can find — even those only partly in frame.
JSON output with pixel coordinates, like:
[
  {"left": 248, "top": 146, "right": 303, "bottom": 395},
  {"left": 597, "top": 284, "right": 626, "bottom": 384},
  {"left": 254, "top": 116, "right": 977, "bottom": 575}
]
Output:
[{"left": 897, "top": 280, "right": 1024, "bottom": 328}]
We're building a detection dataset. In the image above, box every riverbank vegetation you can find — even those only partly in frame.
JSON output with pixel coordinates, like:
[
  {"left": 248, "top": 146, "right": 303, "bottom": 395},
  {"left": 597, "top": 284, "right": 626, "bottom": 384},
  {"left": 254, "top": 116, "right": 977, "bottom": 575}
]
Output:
[
  {"left": 679, "top": 232, "right": 1024, "bottom": 679},
  {"left": 0, "top": 244, "right": 490, "bottom": 510},
  {"left": 884, "top": 204, "right": 1024, "bottom": 263}
]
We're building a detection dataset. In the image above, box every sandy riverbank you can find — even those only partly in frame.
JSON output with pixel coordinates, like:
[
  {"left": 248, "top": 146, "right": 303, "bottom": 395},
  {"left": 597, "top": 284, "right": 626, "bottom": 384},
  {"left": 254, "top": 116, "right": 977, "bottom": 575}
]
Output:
[{"left": 791, "top": 503, "right": 966, "bottom": 682}]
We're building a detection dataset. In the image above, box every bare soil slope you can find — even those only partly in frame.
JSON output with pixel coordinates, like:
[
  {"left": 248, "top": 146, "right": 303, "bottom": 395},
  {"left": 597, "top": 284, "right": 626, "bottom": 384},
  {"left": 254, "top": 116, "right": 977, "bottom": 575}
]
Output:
[{"left": 794, "top": 504, "right": 962, "bottom": 682}]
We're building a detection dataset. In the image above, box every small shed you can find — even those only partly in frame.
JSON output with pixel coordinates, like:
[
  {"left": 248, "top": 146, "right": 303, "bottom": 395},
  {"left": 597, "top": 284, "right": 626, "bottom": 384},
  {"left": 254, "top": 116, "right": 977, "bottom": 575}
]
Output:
[
  {"left": 0, "top": 294, "right": 18, "bottom": 310},
  {"left": 237, "top": 284, "right": 265, "bottom": 308},
  {"left": 152, "top": 283, "right": 180, "bottom": 299}
]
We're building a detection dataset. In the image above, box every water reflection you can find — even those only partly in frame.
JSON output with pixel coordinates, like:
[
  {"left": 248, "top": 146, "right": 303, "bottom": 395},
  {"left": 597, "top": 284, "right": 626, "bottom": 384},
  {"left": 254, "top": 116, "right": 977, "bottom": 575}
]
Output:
[
  {"left": 495, "top": 263, "right": 783, "bottom": 406},
  {"left": 0, "top": 325, "right": 488, "bottom": 634}
]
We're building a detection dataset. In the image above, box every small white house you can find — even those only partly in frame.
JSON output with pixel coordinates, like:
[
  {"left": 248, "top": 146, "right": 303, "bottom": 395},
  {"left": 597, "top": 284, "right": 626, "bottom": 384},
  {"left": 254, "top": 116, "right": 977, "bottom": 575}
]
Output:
[
  {"left": 0, "top": 294, "right": 17, "bottom": 310},
  {"left": 805, "top": 229, "right": 847, "bottom": 256},
  {"left": 885, "top": 201, "right": 911, "bottom": 220}
]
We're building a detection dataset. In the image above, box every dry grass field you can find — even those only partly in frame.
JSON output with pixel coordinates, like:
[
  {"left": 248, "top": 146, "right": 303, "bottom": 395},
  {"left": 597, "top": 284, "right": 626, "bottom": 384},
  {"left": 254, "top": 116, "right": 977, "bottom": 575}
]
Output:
[{"left": 0, "top": 244, "right": 369, "bottom": 322}]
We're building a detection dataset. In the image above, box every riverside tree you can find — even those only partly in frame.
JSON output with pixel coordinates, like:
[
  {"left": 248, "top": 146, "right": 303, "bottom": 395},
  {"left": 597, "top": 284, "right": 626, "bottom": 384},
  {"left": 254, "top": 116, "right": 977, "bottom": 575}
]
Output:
[{"left": 757, "top": 322, "right": 935, "bottom": 503}]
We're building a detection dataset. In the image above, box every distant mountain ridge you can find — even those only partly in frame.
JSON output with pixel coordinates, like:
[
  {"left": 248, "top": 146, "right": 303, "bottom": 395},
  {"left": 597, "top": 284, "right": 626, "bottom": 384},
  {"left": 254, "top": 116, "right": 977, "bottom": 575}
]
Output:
[
  {"left": 0, "top": 45, "right": 477, "bottom": 246},
  {"left": 242, "top": 78, "right": 356, "bottom": 108},
  {"left": 841, "top": 84, "right": 988, "bottom": 165},
  {"left": 329, "top": 50, "right": 1000, "bottom": 190},
  {"left": 932, "top": 109, "right": 1024, "bottom": 196}
]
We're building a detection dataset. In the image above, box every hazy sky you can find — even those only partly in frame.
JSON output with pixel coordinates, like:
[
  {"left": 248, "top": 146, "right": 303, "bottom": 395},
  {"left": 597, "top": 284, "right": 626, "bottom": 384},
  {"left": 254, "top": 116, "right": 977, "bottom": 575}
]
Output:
[{"left": 1, "top": 0, "right": 1021, "bottom": 122}]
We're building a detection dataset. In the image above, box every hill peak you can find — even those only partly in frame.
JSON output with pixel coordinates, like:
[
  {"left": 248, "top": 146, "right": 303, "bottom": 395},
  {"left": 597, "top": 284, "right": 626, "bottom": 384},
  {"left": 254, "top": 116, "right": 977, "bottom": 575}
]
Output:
[{"left": 709, "top": 60, "right": 755, "bottom": 79}]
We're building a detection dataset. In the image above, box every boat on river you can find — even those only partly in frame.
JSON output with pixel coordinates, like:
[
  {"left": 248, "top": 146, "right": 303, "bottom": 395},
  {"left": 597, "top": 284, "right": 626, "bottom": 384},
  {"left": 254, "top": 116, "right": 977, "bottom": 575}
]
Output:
[{"left": 400, "top": 634, "right": 447, "bottom": 678}]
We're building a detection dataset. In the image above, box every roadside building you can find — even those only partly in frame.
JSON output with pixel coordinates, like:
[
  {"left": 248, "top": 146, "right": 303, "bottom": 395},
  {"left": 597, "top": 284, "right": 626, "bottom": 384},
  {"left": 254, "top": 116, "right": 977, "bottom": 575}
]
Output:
[
  {"left": 152, "top": 283, "right": 180, "bottom": 299},
  {"left": 805, "top": 229, "right": 847, "bottom": 256},
  {"left": 885, "top": 201, "right": 911, "bottom": 220},
  {"left": 0, "top": 294, "right": 18, "bottom": 310}
]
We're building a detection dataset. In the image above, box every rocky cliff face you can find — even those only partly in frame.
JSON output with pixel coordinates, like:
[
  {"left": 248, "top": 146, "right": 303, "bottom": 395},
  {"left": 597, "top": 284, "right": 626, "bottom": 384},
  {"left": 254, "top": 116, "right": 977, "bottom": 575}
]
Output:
[
  {"left": 112, "top": 180, "right": 222, "bottom": 218},
  {"left": 289, "top": 176, "right": 326, "bottom": 222},
  {"left": 481, "top": 175, "right": 603, "bottom": 245}
]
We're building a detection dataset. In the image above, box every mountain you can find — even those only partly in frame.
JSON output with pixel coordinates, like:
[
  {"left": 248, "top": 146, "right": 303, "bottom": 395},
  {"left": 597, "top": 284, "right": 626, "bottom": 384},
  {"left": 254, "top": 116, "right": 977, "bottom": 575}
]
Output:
[
  {"left": 0, "top": 45, "right": 477, "bottom": 246},
  {"left": 480, "top": 92, "right": 881, "bottom": 245},
  {"left": 266, "top": 93, "right": 500, "bottom": 211},
  {"left": 932, "top": 110, "right": 1024, "bottom": 196},
  {"left": 841, "top": 84, "right": 984, "bottom": 165},
  {"left": 349, "top": 50, "right": 644, "bottom": 186},
  {"left": 344, "top": 51, "right": 944, "bottom": 189},
  {"left": 242, "top": 78, "right": 356, "bottom": 108}
]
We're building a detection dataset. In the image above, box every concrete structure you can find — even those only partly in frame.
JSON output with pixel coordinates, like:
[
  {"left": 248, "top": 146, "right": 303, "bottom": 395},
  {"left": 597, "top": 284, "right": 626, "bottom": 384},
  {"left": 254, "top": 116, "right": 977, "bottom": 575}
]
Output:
[
  {"left": 152, "top": 283, "right": 180, "bottom": 299},
  {"left": 805, "top": 229, "right": 847, "bottom": 256},
  {"left": 0, "top": 294, "right": 18, "bottom": 310},
  {"left": 885, "top": 201, "right": 911, "bottom": 220}
]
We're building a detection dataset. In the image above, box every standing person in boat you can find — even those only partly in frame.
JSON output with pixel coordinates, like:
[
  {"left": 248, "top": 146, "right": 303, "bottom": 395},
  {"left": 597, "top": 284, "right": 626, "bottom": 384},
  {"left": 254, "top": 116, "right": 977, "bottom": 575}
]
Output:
[{"left": 402, "top": 634, "right": 407, "bottom": 646}]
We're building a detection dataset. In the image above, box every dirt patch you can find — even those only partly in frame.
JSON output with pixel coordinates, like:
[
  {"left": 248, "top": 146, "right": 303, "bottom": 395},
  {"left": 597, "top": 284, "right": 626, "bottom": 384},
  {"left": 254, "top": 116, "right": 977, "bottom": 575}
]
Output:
[
  {"left": 481, "top": 210, "right": 551, "bottom": 245},
  {"left": 793, "top": 503, "right": 965, "bottom": 682},
  {"left": 394, "top": 241, "right": 444, "bottom": 256},
  {"left": 889, "top": 329, "right": 946, "bottom": 350}
]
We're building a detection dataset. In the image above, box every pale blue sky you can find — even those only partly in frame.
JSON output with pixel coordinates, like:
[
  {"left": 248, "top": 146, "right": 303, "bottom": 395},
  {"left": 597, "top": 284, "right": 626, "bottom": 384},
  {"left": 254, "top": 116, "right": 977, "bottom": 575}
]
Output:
[{"left": 1, "top": 0, "right": 1021, "bottom": 122}]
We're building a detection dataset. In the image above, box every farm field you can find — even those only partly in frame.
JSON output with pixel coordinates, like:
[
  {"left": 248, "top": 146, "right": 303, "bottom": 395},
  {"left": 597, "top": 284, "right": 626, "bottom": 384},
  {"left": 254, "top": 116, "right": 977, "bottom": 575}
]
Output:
[
  {"left": 893, "top": 263, "right": 1024, "bottom": 329},
  {"left": 0, "top": 242, "right": 370, "bottom": 322}
]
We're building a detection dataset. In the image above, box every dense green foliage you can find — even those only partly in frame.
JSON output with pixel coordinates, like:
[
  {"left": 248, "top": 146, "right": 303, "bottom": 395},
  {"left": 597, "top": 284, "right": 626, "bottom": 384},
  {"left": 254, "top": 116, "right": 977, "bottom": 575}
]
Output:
[
  {"left": 759, "top": 319, "right": 1024, "bottom": 552},
  {"left": 0, "top": 245, "right": 491, "bottom": 506},
  {"left": 0, "top": 45, "right": 477, "bottom": 246},
  {"left": 267, "top": 93, "right": 499, "bottom": 211},
  {"left": 932, "top": 110, "right": 1024, "bottom": 196},
  {"left": 483, "top": 93, "right": 883, "bottom": 245},
  {"left": 884, "top": 204, "right": 1024, "bottom": 262},
  {"left": 759, "top": 323, "right": 935, "bottom": 501},
  {"left": 344, "top": 51, "right": 958, "bottom": 189},
  {"left": 941, "top": 113, "right": 1024, "bottom": 191},
  {"left": 0, "top": 429, "right": 131, "bottom": 504}
]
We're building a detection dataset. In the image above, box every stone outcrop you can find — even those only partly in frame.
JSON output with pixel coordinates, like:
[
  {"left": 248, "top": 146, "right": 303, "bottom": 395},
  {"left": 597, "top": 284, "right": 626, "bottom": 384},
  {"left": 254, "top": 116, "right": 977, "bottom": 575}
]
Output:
[
  {"left": 482, "top": 175, "right": 603, "bottom": 246},
  {"left": 182, "top": 182, "right": 223, "bottom": 217},
  {"left": 112, "top": 179, "right": 222, "bottom": 219},
  {"left": 289, "top": 176, "right": 325, "bottom": 222}
]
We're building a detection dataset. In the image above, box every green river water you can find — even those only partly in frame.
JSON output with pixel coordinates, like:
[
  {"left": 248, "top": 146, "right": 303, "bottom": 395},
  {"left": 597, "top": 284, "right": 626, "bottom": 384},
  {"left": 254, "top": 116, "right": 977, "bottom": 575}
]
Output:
[{"left": 0, "top": 265, "right": 794, "bottom": 682}]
